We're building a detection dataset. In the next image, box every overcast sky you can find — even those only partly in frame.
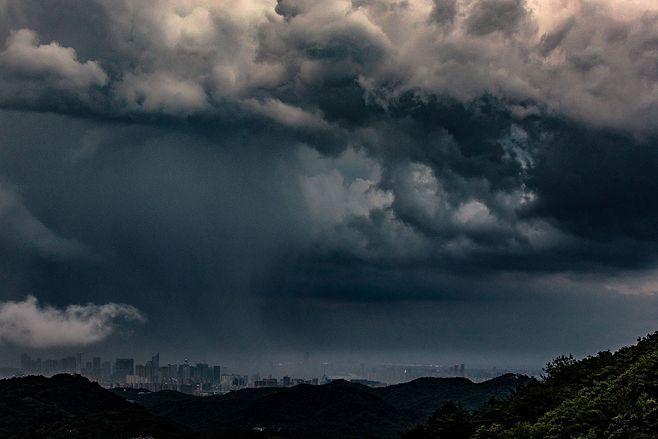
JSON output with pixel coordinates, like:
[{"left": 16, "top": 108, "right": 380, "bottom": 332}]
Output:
[{"left": 1, "top": 0, "right": 658, "bottom": 369}]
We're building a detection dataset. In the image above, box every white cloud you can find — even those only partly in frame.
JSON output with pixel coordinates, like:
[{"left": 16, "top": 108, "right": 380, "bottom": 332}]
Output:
[
  {"left": 0, "top": 296, "right": 145, "bottom": 348},
  {"left": 299, "top": 146, "right": 393, "bottom": 226},
  {"left": 296, "top": 146, "right": 427, "bottom": 260},
  {"left": 453, "top": 200, "right": 497, "bottom": 228},
  {"left": 0, "top": 28, "right": 107, "bottom": 91},
  {"left": 116, "top": 72, "right": 209, "bottom": 116},
  {"left": 242, "top": 98, "right": 331, "bottom": 130}
]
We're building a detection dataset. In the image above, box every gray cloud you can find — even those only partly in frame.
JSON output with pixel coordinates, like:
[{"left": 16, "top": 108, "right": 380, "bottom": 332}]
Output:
[
  {"left": 430, "top": 0, "right": 458, "bottom": 25},
  {"left": 465, "top": 0, "right": 529, "bottom": 36},
  {"left": 0, "top": 28, "right": 107, "bottom": 109},
  {"left": 0, "top": 295, "right": 144, "bottom": 348},
  {"left": 0, "top": 181, "right": 88, "bottom": 260},
  {"left": 0, "top": 1, "right": 657, "bottom": 365},
  {"left": 0, "top": 0, "right": 654, "bottom": 132}
]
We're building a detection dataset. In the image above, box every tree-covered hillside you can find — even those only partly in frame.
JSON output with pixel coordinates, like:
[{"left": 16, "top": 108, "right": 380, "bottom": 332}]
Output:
[
  {"left": 403, "top": 332, "right": 658, "bottom": 438},
  {"left": 0, "top": 374, "right": 199, "bottom": 439}
]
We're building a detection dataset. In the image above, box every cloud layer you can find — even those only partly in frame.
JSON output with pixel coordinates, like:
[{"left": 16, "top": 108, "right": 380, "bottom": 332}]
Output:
[
  {"left": 0, "top": 0, "right": 656, "bottom": 130},
  {"left": 0, "top": 0, "right": 657, "bottom": 362},
  {"left": 0, "top": 296, "right": 145, "bottom": 348}
]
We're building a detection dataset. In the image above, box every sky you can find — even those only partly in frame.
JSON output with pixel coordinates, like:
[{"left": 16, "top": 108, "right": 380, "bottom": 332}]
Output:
[{"left": 1, "top": 0, "right": 658, "bottom": 370}]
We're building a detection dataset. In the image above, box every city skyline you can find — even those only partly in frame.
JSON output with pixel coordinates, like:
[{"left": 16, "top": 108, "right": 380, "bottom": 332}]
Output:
[{"left": 12, "top": 350, "right": 535, "bottom": 395}]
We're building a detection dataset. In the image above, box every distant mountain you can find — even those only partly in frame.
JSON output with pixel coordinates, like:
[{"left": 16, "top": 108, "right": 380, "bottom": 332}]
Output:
[
  {"left": 0, "top": 374, "right": 198, "bottom": 439},
  {"left": 403, "top": 332, "right": 658, "bottom": 438},
  {"left": 117, "top": 374, "right": 528, "bottom": 438},
  {"left": 375, "top": 374, "right": 528, "bottom": 423},
  {"left": 0, "top": 371, "right": 527, "bottom": 438}
]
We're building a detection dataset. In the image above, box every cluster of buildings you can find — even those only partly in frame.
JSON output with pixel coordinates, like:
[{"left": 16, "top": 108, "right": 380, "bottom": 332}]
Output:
[
  {"left": 19, "top": 352, "right": 227, "bottom": 394},
  {"left": 16, "top": 352, "right": 324, "bottom": 395},
  {"left": 9, "top": 353, "right": 538, "bottom": 394}
]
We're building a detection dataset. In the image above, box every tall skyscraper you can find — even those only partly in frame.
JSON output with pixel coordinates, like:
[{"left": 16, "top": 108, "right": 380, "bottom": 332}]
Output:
[
  {"left": 20, "top": 354, "right": 32, "bottom": 373},
  {"left": 114, "top": 358, "right": 135, "bottom": 383},
  {"left": 212, "top": 366, "right": 221, "bottom": 384},
  {"left": 92, "top": 357, "right": 101, "bottom": 378},
  {"left": 168, "top": 364, "right": 178, "bottom": 382},
  {"left": 62, "top": 356, "right": 77, "bottom": 373},
  {"left": 151, "top": 353, "right": 159, "bottom": 369},
  {"left": 196, "top": 363, "right": 210, "bottom": 382},
  {"left": 180, "top": 361, "right": 191, "bottom": 382}
]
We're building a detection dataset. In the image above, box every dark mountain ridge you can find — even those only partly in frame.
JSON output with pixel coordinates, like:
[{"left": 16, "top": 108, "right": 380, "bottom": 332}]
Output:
[
  {"left": 404, "top": 331, "right": 658, "bottom": 438},
  {"left": 116, "top": 374, "right": 528, "bottom": 438},
  {"left": 0, "top": 368, "right": 529, "bottom": 438},
  {"left": 0, "top": 374, "right": 197, "bottom": 439}
]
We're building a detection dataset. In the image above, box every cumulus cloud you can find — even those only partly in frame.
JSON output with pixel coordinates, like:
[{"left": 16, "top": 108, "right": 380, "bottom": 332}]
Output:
[
  {"left": 115, "top": 72, "right": 209, "bottom": 116},
  {"left": 0, "top": 28, "right": 107, "bottom": 107},
  {"left": 0, "top": 0, "right": 656, "bottom": 132},
  {"left": 242, "top": 98, "right": 331, "bottom": 130},
  {"left": 0, "top": 0, "right": 658, "bottom": 358},
  {"left": 297, "top": 146, "right": 427, "bottom": 260},
  {"left": 430, "top": 0, "right": 458, "bottom": 25},
  {"left": 0, "top": 296, "right": 145, "bottom": 348},
  {"left": 0, "top": 29, "right": 107, "bottom": 87},
  {"left": 465, "top": 0, "right": 530, "bottom": 36}
]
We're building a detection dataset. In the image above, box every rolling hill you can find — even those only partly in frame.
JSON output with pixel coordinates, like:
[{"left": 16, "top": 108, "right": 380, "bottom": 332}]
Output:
[
  {"left": 116, "top": 374, "right": 528, "bottom": 438},
  {"left": 0, "top": 374, "right": 198, "bottom": 439},
  {"left": 0, "top": 368, "right": 529, "bottom": 438},
  {"left": 403, "top": 331, "right": 658, "bottom": 438}
]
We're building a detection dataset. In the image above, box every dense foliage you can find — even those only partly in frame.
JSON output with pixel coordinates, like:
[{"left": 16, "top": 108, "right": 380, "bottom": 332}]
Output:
[
  {"left": 125, "top": 375, "right": 525, "bottom": 438},
  {"left": 402, "top": 332, "right": 658, "bottom": 438},
  {"left": 0, "top": 372, "right": 525, "bottom": 439},
  {"left": 0, "top": 374, "right": 200, "bottom": 439}
]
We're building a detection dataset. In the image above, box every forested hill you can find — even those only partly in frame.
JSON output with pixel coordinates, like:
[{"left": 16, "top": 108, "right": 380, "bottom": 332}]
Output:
[
  {"left": 0, "top": 374, "right": 198, "bottom": 439},
  {"left": 0, "top": 371, "right": 526, "bottom": 439},
  {"left": 114, "top": 373, "right": 527, "bottom": 438},
  {"left": 403, "top": 332, "right": 658, "bottom": 438},
  {"left": 9, "top": 329, "right": 658, "bottom": 439}
]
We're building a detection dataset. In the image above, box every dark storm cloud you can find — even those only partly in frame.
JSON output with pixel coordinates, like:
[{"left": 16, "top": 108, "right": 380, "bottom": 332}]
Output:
[
  {"left": 0, "top": 0, "right": 658, "bottom": 363},
  {"left": 465, "top": 0, "right": 529, "bottom": 36},
  {"left": 430, "top": 0, "right": 458, "bottom": 25},
  {"left": 537, "top": 16, "right": 575, "bottom": 56}
]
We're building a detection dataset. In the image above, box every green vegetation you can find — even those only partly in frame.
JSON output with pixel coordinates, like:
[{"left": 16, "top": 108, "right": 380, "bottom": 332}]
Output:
[
  {"left": 402, "top": 332, "right": 658, "bottom": 439},
  {"left": 9, "top": 332, "right": 658, "bottom": 439}
]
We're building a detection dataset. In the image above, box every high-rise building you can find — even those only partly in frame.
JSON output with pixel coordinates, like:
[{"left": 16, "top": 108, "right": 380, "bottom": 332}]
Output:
[
  {"left": 168, "top": 364, "right": 178, "bottom": 382},
  {"left": 196, "top": 363, "right": 210, "bottom": 383},
  {"left": 151, "top": 353, "right": 159, "bottom": 369},
  {"left": 101, "top": 361, "right": 112, "bottom": 382},
  {"left": 43, "top": 359, "right": 59, "bottom": 375},
  {"left": 180, "top": 361, "right": 191, "bottom": 382},
  {"left": 62, "top": 356, "right": 77, "bottom": 373},
  {"left": 20, "top": 354, "right": 32, "bottom": 373},
  {"left": 212, "top": 366, "right": 221, "bottom": 384},
  {"left": 136, "top": 365, "right": 147, "bottom": 378},
  {"left": 114, "top": 358, "right": 135, "bottom": 383},
  {"left": 92, "top": 357, "right": 101, "bottom": 378}
]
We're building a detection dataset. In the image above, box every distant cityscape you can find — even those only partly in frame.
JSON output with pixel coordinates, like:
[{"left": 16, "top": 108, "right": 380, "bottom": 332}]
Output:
[{"left": 1, "top": 353, "right": 541, "bottom": 395}]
